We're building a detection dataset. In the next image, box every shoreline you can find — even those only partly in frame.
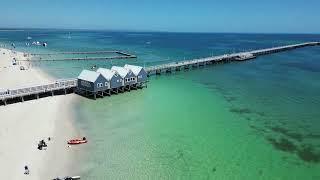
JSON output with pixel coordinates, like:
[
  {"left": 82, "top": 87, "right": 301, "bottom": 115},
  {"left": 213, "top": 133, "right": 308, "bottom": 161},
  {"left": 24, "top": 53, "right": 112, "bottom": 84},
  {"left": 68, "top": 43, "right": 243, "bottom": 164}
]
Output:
[{"left": 0, "top": 48, "right": 82, "bottom": 179}]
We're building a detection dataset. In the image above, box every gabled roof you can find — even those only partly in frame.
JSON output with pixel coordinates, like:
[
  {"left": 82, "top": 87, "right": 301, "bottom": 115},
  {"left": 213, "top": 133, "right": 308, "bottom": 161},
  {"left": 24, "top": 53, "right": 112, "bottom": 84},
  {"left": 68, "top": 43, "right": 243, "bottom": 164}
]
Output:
[
  {"left": 111, "top": 66, "right": 130, "bottom": 78},
  {"left": 78, "top": 70, "right": 101, "bottom": 82},
  {"left": 97, "top": 68, "right": 117, "bottom": 81},
  {"left": 124, "top": 64, "right": 143, "bottom": 76}
]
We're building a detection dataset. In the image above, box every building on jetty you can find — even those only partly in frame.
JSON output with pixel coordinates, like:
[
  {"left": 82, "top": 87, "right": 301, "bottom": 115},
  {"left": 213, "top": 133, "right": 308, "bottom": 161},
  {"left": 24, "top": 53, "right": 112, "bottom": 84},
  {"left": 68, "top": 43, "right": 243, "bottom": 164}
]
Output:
[
  {"left": 77, "top": 65, "right": 147, "bottom": 99},
  {"left": 0, "top": 88, "right": 10, "bottom": 97},
  {"left": 111, "top": 66, "right": 137, "bottom": 91},
  {"left": 96, "top": 68, "right": 123, "bottom": 93},
  {"left": 77, "top": 70, "right": 107, "bottom": 99},
  {"left": 124, "top": 64, "right": 148, "bottom": 84},
  {"left": 235, "top": 53, "right": 256, "bottom": 61}
]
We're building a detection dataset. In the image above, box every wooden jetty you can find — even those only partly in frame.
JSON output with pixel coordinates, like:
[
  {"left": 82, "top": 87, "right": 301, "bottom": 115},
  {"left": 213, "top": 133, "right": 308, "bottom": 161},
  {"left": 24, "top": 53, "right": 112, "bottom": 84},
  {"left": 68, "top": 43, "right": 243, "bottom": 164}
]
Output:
[
  {"left": 1, "top": 42, "right": 319, "bottom": 105},
  {"left": 29, "top": 50, "right": 135, "bottom": 56},
  {"left": 19, "top": 55, "right": 137, "bottom": 61},
  {"left": 0, "top": 78, "right": 77, "bottom": 105},
  {"left": 19, "top": 50, "right": 137, "bottom": 61},
  {"left": 145, "top": 42, "right": 320, "bottom": 75}
]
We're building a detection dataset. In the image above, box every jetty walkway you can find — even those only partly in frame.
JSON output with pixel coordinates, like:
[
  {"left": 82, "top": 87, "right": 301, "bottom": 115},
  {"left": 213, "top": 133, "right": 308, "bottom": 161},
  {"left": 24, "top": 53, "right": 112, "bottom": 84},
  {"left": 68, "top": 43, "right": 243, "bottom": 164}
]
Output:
[
  {"left": 145, "top": 42, "right": 320, "bottom": 75},
  {"left": 0, "top": 79, "right": 77, "bottom": 105},
  {"left": 19, "top": 50, "right": 137, "bottom": 61},
  {"left": 1, "top": 42, "right": 319, "bottom": 105}
]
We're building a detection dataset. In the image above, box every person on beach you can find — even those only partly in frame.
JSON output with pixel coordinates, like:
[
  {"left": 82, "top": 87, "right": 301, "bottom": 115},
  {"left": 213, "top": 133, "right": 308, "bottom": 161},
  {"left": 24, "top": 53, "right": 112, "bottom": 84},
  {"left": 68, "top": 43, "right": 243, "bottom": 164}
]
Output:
[
  {"left": 24, "top": 165, "right": 29, "bottom": 175},
  {"left": 38, "top": 139, "right": 48, "bottom": 150},
  {"left": 38, "top": 143, "right": 42, "bottom": 150}
]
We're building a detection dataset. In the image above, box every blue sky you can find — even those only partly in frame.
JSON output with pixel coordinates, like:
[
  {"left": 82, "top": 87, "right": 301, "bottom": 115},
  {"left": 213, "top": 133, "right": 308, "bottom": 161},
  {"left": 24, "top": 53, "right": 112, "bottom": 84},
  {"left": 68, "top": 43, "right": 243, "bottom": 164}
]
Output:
[{"left": 1, "top": 0, "right": 320, "bottom": 33}]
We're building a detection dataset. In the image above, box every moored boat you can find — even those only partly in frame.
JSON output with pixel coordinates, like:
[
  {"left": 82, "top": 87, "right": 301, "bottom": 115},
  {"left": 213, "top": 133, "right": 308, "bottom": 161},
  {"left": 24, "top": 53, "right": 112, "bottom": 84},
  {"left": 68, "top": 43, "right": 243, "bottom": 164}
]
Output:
[
  {"left": 67, "top": 137, "right": 87, "bottom": 145},
  {"left": 53, "top": 176, "right": 80, "bottom": 180}
]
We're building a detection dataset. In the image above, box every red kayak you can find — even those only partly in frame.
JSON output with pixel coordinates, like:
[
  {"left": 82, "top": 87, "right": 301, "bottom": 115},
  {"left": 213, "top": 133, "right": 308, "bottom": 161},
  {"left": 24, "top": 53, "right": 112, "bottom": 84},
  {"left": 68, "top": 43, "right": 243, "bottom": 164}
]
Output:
[{"left": 68, "top": 138, "right": 87, "bottom": 145}]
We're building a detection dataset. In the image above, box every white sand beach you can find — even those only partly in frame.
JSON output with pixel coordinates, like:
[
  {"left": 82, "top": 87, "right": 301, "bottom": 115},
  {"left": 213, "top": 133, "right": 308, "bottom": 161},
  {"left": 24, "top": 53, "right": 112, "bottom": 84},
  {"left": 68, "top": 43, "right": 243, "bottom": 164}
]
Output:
[{"left": 0, "top": 48, "right": 82, "bottom": 180}]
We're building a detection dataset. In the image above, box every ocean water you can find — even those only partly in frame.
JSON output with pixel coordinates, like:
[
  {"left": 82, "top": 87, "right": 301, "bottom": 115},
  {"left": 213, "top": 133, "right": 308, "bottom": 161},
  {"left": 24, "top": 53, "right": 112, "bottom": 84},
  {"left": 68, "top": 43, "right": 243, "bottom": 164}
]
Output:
[{"left": 1, "top": 30, "right": 320, "bottom": 179}]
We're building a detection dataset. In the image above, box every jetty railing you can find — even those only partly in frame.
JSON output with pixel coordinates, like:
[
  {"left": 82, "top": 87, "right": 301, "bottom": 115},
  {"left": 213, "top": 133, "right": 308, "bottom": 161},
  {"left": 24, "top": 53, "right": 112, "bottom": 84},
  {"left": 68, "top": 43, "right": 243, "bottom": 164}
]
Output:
[
  {"left": 0, "top": 78, "right": 77, "bottom": 104},
  {"left": 19, "top": 50, "right": 137, "bottom": 61},
  {"left": 18, "top": 56, "right": 137, "bottom": 61}
]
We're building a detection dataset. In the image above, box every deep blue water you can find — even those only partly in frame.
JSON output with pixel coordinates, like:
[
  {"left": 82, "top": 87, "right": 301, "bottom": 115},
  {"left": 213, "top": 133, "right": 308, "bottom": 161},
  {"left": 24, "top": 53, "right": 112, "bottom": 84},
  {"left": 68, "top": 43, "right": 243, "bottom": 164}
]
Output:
[{"left": 1, "top": 30, "right": 319, "bottom": 78}]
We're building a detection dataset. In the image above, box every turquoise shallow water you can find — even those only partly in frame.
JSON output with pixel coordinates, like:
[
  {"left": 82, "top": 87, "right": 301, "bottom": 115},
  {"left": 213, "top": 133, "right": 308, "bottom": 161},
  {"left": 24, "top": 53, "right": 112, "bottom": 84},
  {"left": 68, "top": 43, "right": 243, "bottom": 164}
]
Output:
[
  {"left": 76, "top": 54, "right": 320, "bottom": 179},
  {"left": 1, "top": 30, "right": 320, "bottom": 179}
]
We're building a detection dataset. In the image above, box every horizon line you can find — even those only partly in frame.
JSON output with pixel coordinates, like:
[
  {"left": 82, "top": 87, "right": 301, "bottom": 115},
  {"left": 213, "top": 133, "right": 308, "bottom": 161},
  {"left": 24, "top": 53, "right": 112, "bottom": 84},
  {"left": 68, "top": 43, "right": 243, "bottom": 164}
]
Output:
[{"left": 0, "top": 27, "right": 319, "bottom": 35}]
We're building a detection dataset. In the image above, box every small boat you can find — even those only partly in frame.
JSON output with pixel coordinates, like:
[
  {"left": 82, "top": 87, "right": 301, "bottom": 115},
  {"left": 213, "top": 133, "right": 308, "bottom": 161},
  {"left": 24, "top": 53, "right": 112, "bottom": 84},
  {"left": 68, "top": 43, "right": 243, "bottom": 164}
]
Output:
[
  {"left": 67, "top": 137, "right": 87, "bottom": 145},
  {"left": 32, "top": 41, "right": 41, "bottom": 46},
  {"left": 53, "top": 176, "right": 80, "bottom": 180},
  {"left": 68, "top": 176, "right": 80, "bottom": 180},
  {"left": 67, "top": 32, "right": 71, "bottom": 39}
]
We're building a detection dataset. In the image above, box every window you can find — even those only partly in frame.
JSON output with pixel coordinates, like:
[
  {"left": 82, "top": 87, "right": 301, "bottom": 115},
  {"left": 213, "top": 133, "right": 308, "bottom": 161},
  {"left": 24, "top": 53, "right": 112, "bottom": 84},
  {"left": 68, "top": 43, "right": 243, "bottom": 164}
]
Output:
[
  {"left": 81, "top": 80, "right": 91, "bottom": 87},
  {"left": 105, "top": 82, "right": 109, "bottom": 86},
  {"left": 97, "top": 83, "right": 103, "bottom": 88},
  {"left": 138, "top": 75, "right": 142, "bottom": 79}
]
